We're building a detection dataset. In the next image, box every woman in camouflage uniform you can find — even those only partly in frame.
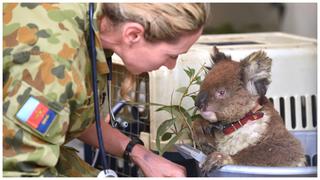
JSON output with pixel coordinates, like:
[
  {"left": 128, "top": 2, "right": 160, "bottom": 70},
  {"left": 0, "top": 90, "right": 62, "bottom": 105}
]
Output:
[{"left": 3, "top": 3, "right": 208, "bottom": 177}]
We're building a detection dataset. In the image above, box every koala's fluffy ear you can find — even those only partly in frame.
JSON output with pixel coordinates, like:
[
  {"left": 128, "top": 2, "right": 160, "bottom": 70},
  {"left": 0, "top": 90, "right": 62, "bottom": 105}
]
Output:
[
  {"left": 240, "top": 50, "right": 272, "bottom": 97},
  {"left": 210, "top": 46, "right": 231, "bottom": 65}
]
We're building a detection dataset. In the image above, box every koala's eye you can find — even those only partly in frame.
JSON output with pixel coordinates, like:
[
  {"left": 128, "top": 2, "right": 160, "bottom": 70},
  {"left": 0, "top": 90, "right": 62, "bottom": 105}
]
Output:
[{"left": 215, "top": 89, "right": 226, "bottom": 99}]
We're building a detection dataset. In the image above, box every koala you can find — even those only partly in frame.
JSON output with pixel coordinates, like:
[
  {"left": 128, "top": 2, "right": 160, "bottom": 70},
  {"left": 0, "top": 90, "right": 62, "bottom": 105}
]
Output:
[{"left": 192, "top": 46, "right": 306, "bottom": 175}]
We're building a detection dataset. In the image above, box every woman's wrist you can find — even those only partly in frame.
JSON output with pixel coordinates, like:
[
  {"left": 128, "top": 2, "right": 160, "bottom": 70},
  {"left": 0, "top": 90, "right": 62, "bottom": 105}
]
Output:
[
  {"left": 129, "top": 144, "right": 187, "bottom": 177},
  {"left": 130, "top": 144, "right": 149, "bottom": 168}
]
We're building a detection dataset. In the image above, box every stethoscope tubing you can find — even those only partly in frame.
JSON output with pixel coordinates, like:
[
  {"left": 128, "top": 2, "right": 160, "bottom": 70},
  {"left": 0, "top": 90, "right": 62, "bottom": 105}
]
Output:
[{"left": 88, "top": 3, "right": 109, "bottom": 175}]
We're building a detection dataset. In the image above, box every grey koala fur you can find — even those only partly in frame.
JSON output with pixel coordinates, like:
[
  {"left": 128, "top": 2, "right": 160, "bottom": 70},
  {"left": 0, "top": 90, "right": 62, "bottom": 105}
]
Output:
[{"left": 192, "top": 46, "right": 306, "bottom": 175}]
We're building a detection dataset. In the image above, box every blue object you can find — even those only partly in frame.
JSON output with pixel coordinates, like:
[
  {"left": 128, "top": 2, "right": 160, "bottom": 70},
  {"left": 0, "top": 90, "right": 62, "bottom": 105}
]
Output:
[{"left": 36, "top": 109, "right": 56, "bottom": 134}]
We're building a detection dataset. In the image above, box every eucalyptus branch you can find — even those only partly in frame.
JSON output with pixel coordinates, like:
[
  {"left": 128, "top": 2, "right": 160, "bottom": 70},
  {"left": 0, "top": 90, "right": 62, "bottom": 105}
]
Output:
[
  {"left": 177, "top": 65, "right": 206, "bottom": 147},
  {"left": 185, "top": 90, "right": 199, "bottom": 96},
  {"left": 155, "top": 64, "right": 206, "bottom": 153},
  {"left": 170, "top": 127, "right": 178, "bottom": 134},
  {"left": 170, "top": 90, "right": 179, "bottom": 134},
  {"left": 180, "top": 65, "right": 206, "bottom": 103}
]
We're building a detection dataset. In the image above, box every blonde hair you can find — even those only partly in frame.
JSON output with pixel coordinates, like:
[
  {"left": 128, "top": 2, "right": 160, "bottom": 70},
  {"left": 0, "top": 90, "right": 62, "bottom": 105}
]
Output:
[
  {"left": 102, "top": 3, "right": 209, "bottom": 100},
  {"left": 120, "top": 73, "right": 137, "bottom": 101},
  {"left": 102, "top": 3, "right": 209, "bottom": 43}
]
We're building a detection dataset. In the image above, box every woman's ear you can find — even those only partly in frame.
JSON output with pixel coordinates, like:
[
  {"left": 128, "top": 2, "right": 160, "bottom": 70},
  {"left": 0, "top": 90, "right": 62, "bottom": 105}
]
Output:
[{"left": 122, "top": 22, "right": 145, "bottom": 45}]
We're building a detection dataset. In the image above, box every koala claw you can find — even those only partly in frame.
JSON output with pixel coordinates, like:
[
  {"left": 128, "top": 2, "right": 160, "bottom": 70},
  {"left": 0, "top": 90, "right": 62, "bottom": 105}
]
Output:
[{"left": 200, "top": 152, "right": 229, "bottom": 175}]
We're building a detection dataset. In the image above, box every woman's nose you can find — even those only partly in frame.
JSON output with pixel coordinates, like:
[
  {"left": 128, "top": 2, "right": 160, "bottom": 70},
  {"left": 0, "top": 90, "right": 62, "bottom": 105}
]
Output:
[{"left": 164, "top": 59, "right": 177, "bottom": 69}]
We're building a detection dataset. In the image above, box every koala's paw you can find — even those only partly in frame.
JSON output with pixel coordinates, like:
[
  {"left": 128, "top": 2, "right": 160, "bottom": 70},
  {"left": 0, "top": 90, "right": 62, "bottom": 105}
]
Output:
[
  {"left": 200, "top": 152, "right": 232, "bottom": 175},
  {"left": 192, "top": 119, "right": 215, "bottom": 142}
]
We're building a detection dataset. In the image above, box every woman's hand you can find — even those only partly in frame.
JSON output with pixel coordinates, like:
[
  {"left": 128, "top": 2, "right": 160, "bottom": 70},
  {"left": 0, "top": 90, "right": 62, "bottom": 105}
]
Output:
[
  {"left": 130, "top": 144, "right": 186, "bottom": 177},
  {"left": 80, "top": 114, "right": 186, "bottom": 177}
]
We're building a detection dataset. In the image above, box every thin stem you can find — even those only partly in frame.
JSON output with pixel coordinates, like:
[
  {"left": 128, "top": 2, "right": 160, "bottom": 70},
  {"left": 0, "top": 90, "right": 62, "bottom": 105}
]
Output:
[
  {"left": 170, "top": 90, "right": 178, "bottom": 134},
  {"left": 178, "top": 65, "right": 206, "bottom": 147},
  {"left": 184, "top": 90, "right": 200, "bottom": 97}
]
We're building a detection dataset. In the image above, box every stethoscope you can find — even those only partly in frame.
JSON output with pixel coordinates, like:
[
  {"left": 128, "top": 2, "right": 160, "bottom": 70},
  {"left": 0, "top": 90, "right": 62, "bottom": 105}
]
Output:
[{"left": 88, "top": 3, "right": 129, "bottom": 177}]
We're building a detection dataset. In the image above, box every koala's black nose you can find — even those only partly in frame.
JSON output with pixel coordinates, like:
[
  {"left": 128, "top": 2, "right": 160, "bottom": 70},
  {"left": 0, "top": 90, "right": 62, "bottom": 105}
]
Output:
[{"left": 195, "top": 91, "right": 208, "bottom": 110}]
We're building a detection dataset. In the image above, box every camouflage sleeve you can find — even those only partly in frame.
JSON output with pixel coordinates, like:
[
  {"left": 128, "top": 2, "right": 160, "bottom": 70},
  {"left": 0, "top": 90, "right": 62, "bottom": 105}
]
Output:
[
  {"left": 3, "top": 82, "right": 70, "bottom": 177},
  {"left": 3, "top": 3, "right": 88, "bottom": 176}
]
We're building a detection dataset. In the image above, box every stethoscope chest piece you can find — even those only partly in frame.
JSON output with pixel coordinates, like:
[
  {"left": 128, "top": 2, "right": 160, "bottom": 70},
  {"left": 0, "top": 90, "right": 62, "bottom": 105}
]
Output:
[{"left": 97, "top": 169, "right": 118, "bottom": 178}]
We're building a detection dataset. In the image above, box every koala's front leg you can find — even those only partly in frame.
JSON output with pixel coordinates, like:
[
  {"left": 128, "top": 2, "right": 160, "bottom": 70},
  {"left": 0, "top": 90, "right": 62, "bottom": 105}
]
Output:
[
  {"left": 201, "top": 152, "right": 233, "bottom": 175},
  {"left": 192, "top": 119, "right": 216, "bottom": 154}
]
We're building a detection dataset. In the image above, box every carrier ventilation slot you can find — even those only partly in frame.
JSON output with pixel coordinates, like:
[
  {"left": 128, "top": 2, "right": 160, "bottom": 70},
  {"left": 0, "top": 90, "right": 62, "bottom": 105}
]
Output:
[
  {"left": 269, "top": 95, "right": 317, "bottom": 131},
  {"left": 311, "top": 95, "right": 317, "bottom": 127},
  {"left": 312, "top": 154, "right": 317, "bottom": 166},
  {"left": 305, "top": 154, "right": 318, "bottom": 167}
]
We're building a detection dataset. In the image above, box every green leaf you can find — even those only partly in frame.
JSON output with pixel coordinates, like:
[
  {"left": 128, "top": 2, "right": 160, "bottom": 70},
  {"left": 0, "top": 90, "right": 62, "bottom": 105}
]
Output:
[
  {"left": 161, "top": 132, "right": 173, "bottom": 141},
  {"left": 190, "top": 95, "right": 197, "bottom": 102},
  {"left": 184, "top": 67, "right": 195, "bottom": 79},
  {"left": 156, "top": 118, "right": 175, "bottom": 151},
  {"left": 176, "top": 86, "right": 188, "bottom": 94},
  {"left": 3, "top": 23, "right": 20, "bottom": 36},
  {"left": 159, "top": 128, "right": 188, "bottom": 156},
  {"left": 156, "top": 105, "right": 192, "bottom": 128},
  {"left": 194, "top": 76, "right": 202, "bottom": 85},
  {"left": 156, "top": 118, "right": 175, "bottom": 137}
]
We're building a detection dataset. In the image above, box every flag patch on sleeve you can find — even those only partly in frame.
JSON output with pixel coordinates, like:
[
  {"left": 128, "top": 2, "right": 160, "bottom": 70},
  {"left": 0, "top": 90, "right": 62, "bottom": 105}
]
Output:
[{"left": 16, "top": 96, "right": 56, "bottom": 134}]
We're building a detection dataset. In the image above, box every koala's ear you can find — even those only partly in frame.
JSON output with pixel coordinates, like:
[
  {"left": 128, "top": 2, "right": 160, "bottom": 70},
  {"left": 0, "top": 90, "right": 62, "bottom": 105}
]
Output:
[
  {"left": 210, "top": 46, "right": 231, "bottom": 65},
  {"left": 240, "top": 50, "right": 272, "bottom": 97}
]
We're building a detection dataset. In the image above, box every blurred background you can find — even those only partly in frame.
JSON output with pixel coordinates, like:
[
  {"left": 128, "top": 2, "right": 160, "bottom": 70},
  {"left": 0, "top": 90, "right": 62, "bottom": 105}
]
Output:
[{"left": 203, "top": 3, "right": 317, "bottom": 39}]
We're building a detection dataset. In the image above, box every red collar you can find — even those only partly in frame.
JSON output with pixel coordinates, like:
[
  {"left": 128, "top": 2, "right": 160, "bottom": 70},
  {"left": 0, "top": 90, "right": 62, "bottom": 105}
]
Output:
[{"left": 222, "top": 110, "right": 264, "bottom": 135}]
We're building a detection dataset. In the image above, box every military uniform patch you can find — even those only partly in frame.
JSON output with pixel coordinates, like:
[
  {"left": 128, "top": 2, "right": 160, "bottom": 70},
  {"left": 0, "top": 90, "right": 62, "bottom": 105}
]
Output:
[{"left": 16, "top": 96, "right": 56, "bottom": 134}]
